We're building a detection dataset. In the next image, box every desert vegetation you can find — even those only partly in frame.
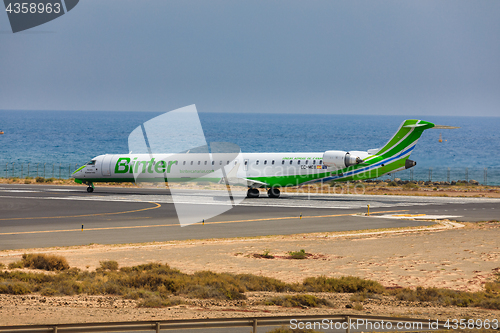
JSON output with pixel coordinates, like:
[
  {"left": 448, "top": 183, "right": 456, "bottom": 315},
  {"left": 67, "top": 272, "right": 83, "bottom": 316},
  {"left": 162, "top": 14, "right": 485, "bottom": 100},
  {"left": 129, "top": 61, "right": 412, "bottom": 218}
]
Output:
[
  {"left": 264, "top": 294, "right": 331, "bottom": 308},
  {"left": 1, "top": 254, "right": 499, "bottom": 310},
  {"left": 8, "top": 253, "right": 69, "bottom": 271}
]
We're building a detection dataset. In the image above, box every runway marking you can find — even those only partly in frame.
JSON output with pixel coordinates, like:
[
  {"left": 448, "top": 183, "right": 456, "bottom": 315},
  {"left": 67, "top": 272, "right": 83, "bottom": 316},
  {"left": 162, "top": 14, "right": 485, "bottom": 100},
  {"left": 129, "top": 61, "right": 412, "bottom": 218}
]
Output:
[
  {"left": 373, "top": 214, "right": 462, "bottom": 220},
  {"left": 392, "top": 214, "right": 426, "bottom": 217},
  {"left": 0, "top": 209, "right": 408, "bottom": 236},
  {"left": 0, "top": 202, "right": 161, "bottom": 221}
]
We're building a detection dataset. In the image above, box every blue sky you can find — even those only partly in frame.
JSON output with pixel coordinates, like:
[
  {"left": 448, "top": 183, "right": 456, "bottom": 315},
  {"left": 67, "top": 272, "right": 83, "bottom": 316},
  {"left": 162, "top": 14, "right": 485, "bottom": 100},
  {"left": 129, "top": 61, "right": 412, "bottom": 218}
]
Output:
[{"left": 1, "top": 0, "right": 499, "bottom": 116}]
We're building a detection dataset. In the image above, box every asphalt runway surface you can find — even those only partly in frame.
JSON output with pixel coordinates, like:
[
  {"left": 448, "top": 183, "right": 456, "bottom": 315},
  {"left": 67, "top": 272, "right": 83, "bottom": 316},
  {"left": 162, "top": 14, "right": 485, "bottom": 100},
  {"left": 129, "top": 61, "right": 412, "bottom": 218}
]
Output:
[{"left": 0, "top": 184, "right": 499, "bottom": 250}]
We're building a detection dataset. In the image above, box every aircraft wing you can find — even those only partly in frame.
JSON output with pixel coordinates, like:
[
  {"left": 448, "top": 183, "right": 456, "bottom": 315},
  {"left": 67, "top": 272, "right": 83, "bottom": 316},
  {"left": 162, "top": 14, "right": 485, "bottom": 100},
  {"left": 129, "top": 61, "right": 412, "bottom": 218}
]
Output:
[
  {"left": 218, "top": 176, "right": 268, "bottom": 188},
  {"left": 218, "top": 163, "right": 268, "bottom": 188}
]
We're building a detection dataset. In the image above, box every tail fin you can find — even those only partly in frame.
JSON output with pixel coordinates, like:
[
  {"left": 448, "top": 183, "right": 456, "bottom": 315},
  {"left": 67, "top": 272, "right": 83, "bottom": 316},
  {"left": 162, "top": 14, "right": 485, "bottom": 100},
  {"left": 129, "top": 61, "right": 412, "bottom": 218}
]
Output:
[{"left": 375, "top": 119, "right": 434, "bottom": 159}]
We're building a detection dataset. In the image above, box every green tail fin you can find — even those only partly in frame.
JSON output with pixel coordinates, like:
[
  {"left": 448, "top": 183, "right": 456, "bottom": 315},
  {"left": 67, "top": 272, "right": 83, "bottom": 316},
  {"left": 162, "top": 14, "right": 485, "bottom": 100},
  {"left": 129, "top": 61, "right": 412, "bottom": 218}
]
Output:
[{"left": 375, "top": 119, "right": 435, "bottom": 158}]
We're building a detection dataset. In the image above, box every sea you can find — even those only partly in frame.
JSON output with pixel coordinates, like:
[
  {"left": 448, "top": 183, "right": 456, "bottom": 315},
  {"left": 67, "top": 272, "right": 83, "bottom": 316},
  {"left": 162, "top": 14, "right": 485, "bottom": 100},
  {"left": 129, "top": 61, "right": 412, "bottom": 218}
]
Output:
[{"left": 0, "top": 110, "right": 499, "bottom": 185}]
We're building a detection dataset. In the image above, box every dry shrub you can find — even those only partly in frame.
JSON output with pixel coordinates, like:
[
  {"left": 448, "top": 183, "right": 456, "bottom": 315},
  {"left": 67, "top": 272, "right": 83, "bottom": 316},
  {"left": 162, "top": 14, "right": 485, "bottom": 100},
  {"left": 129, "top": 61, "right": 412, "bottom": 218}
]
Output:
[
  {"left": 40, "top": 287, "right": 58, "bottom": 296},
  {"left": 265, "top": 294, "right": 331, "bottom": 308},
  {"left": 477, "top": 298, "right": 500, "bottom": 310},
  {"left": 390, "top": 286, "right": 500, "bottom": 309},
  {"left": 288, "top": 249, "right": 308, "bottom": 259},
  {"left": 8, "top": 261, "right": 23, "bottom": 269},
  {"left": 0, "top": 282, "right": 32, "bottom": 295},
  {"left": 303, "top": 276, "right": 385, "bottom": 294},
  {"left": 353, "top": 302, "right": 364, "bottom": 311},
  {"left": 100, "top": 260, "right": 119, "bottom": 271},
  {"left": 123, "top": 289, "right": 154, "bottom": 300},
  {"left": 349, "top": 292, "right": 367, "bottom": 303},
  {"left": 485, "top": 281, "right": 500, "bottom": 294},
  {"left": 403, "top": 182, "right": 419, "bottom": 190},
  {"left": 19, "top": 253, "right": 69, "bottom": 271},
  {"left": 137, "top": 296, "right": 181, "bottom": 308},
  {"left": 235, "top": 274, "right": 291, "bottom": 292}
]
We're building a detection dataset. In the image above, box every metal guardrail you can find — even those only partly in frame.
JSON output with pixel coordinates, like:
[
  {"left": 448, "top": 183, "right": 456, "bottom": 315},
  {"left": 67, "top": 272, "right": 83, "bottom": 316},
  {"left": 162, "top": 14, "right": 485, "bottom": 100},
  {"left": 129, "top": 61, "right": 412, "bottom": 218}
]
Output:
[{"left": 0, "top": 314, "right": 449, "bottom": 333}]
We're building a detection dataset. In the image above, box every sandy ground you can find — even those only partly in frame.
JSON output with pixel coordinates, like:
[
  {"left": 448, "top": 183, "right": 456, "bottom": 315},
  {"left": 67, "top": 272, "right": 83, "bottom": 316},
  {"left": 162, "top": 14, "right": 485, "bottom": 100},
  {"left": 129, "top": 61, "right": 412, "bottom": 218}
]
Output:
[{"left": 1, "top": 220, "right": 500, "bottom": 325}]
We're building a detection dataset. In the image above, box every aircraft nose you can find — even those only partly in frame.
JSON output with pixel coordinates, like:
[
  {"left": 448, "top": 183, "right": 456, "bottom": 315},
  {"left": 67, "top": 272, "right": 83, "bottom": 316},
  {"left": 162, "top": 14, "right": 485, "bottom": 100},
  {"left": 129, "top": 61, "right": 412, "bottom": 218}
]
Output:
[{"left": 72, "top": 165, "right": 86, "bottom": 177}]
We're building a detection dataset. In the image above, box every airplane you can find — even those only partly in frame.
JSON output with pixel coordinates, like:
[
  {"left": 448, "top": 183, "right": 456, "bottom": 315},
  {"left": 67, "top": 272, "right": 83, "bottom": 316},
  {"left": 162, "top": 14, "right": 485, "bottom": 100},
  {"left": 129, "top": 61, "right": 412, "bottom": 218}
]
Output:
[{"left": 72, "top": 119, "right": 444, "bottom": 198}]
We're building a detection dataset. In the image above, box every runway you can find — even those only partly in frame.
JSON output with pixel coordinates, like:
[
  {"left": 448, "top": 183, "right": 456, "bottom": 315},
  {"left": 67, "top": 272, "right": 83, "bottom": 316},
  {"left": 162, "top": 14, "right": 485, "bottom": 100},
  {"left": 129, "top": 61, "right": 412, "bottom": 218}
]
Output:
[{"left": 0, "top": 184, "right": 498, "bottom": 250}]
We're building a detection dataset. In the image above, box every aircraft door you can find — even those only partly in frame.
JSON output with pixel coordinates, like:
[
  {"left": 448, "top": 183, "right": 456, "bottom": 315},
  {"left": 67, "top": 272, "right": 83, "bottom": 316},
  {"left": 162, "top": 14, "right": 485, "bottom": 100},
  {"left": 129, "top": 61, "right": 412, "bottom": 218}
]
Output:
[{"left": 101, "top": 155, "right": 113, "bottom": 176}]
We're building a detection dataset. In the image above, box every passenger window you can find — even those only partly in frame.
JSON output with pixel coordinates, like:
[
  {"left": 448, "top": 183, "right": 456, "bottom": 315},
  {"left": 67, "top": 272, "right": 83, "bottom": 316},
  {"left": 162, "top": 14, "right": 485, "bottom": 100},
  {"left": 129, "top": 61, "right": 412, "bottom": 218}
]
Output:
[
  {"left": 219, "top": 161, "right": 222, "bottom": 165},
  {"left": 305, "top": 160, "right": 308, "bottom": 165},
  {"left": 289, "top": 160, "right": 292, "bottom": 165},
  {"left": 175, "top": 161, "right": 178, "bottom": 165},
  {"left": 272, "top": 160, "right": 275, "bottom": 165},
  {"left": 183, "top": 161, "right": 186, "bottom": 165},
  {"left": 226, "top": 161, "right": 229, "bottom": 165},
  {"left": 264, "top": 160, "right": 267, "bottom": 165},
  {"left": 282, "top": 160, "right": 285, "bottom": 165},
  {"left": 298, "top": 160, "right": 301, "bottom": 165},
  {"left": 313, "top": 160, "right": 316, "bottom": 165},
  {"left": 198, "top": 161, "right": 201, "bottom": 165},
  {"left": 319, "top": 160, "right": 322, "bottom": 165},
  {"left": 212, "top": 161, "right": 215, "bottom": 165},
  {"left": 190, "top": 161, "right": 193, "bottom": 165},
  {"left": 204, "top": 161, "right": 207, "bottom": 165},
  {"left": 256, "top": 160, "right": 259, "bottom": 165}
]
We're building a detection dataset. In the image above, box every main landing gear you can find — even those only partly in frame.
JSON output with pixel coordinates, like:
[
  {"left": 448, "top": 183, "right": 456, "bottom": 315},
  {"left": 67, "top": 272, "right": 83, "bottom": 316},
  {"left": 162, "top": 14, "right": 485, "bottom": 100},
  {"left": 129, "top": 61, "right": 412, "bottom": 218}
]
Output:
[
  {"left": 246, "top": 188, "right": 260, "bottom": 198},
  {"left": 246, "top": 187, "right": 281, "bottom": 198},
  {"left": 267, "top": 187, "right": 280, "bottom": 198}
]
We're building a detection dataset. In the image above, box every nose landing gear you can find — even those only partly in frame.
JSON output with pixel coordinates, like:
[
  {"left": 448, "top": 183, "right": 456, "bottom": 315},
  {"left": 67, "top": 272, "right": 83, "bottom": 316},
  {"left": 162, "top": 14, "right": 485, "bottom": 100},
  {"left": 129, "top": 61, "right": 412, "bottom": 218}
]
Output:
[{"left": 84, "top": 182, "right": 94, "bottom": 193}]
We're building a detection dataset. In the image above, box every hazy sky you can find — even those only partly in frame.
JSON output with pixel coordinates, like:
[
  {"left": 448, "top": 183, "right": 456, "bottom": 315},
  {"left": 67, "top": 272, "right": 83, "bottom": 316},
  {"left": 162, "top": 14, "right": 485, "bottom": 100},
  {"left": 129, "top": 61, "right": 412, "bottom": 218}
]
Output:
[{"left": 1, "top": 1, "right": 499, "bottom": 116}]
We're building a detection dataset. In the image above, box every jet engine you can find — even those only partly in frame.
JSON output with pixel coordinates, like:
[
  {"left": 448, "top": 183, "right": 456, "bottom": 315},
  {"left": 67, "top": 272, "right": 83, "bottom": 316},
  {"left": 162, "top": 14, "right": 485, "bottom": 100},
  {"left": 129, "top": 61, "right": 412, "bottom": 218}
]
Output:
[{"left": 323, "top": 150, "right": 363, "bottom": 169}]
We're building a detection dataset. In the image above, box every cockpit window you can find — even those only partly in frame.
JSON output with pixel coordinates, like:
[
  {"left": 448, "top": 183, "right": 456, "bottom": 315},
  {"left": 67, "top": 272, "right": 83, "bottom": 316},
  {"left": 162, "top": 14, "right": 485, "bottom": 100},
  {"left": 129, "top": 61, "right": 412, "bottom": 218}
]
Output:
[{"left": 87, "top": 160, "right": 96, "bottom": 166}]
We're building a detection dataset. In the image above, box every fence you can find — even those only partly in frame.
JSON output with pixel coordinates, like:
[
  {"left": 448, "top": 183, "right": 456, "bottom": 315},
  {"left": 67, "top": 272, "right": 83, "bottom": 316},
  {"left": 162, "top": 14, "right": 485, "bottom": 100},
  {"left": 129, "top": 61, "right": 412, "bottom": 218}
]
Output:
[
  {"left": 1, "top": 162, "right": 81, "bottom": 180},
  {"left": 0, "top": 314, "right": 448, "bottom": 333},
  {"left": 381, "top": 167, "right": 499, "bottom": 186}
]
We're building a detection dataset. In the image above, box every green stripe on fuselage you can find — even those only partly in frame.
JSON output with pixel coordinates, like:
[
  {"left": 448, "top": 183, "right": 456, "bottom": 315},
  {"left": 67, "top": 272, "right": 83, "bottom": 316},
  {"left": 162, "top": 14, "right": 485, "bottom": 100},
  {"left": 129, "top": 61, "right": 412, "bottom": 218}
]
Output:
[{"left": 72, "top": 165, "right": 85, "bottom": 175}]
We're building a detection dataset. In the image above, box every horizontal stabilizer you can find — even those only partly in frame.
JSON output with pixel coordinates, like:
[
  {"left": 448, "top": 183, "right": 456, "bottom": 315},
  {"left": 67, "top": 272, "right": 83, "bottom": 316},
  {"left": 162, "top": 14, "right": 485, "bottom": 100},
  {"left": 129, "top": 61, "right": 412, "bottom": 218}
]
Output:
[{"left": 433, "top": 125, "right": 460, "bottom": 129}]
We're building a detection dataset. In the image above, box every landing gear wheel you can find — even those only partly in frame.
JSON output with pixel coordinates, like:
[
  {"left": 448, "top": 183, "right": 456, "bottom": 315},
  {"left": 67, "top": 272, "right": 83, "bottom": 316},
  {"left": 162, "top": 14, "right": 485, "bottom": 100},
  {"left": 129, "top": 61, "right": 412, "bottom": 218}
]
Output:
[
  {"left": 267, "top": 187, "right": 280, "bottom": 198},
  {"left": 246, "top": 188, "right": 260, "bottom": 198},
  {"left": 87, "top": 187, "right": 94, "bottom": 193}
]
